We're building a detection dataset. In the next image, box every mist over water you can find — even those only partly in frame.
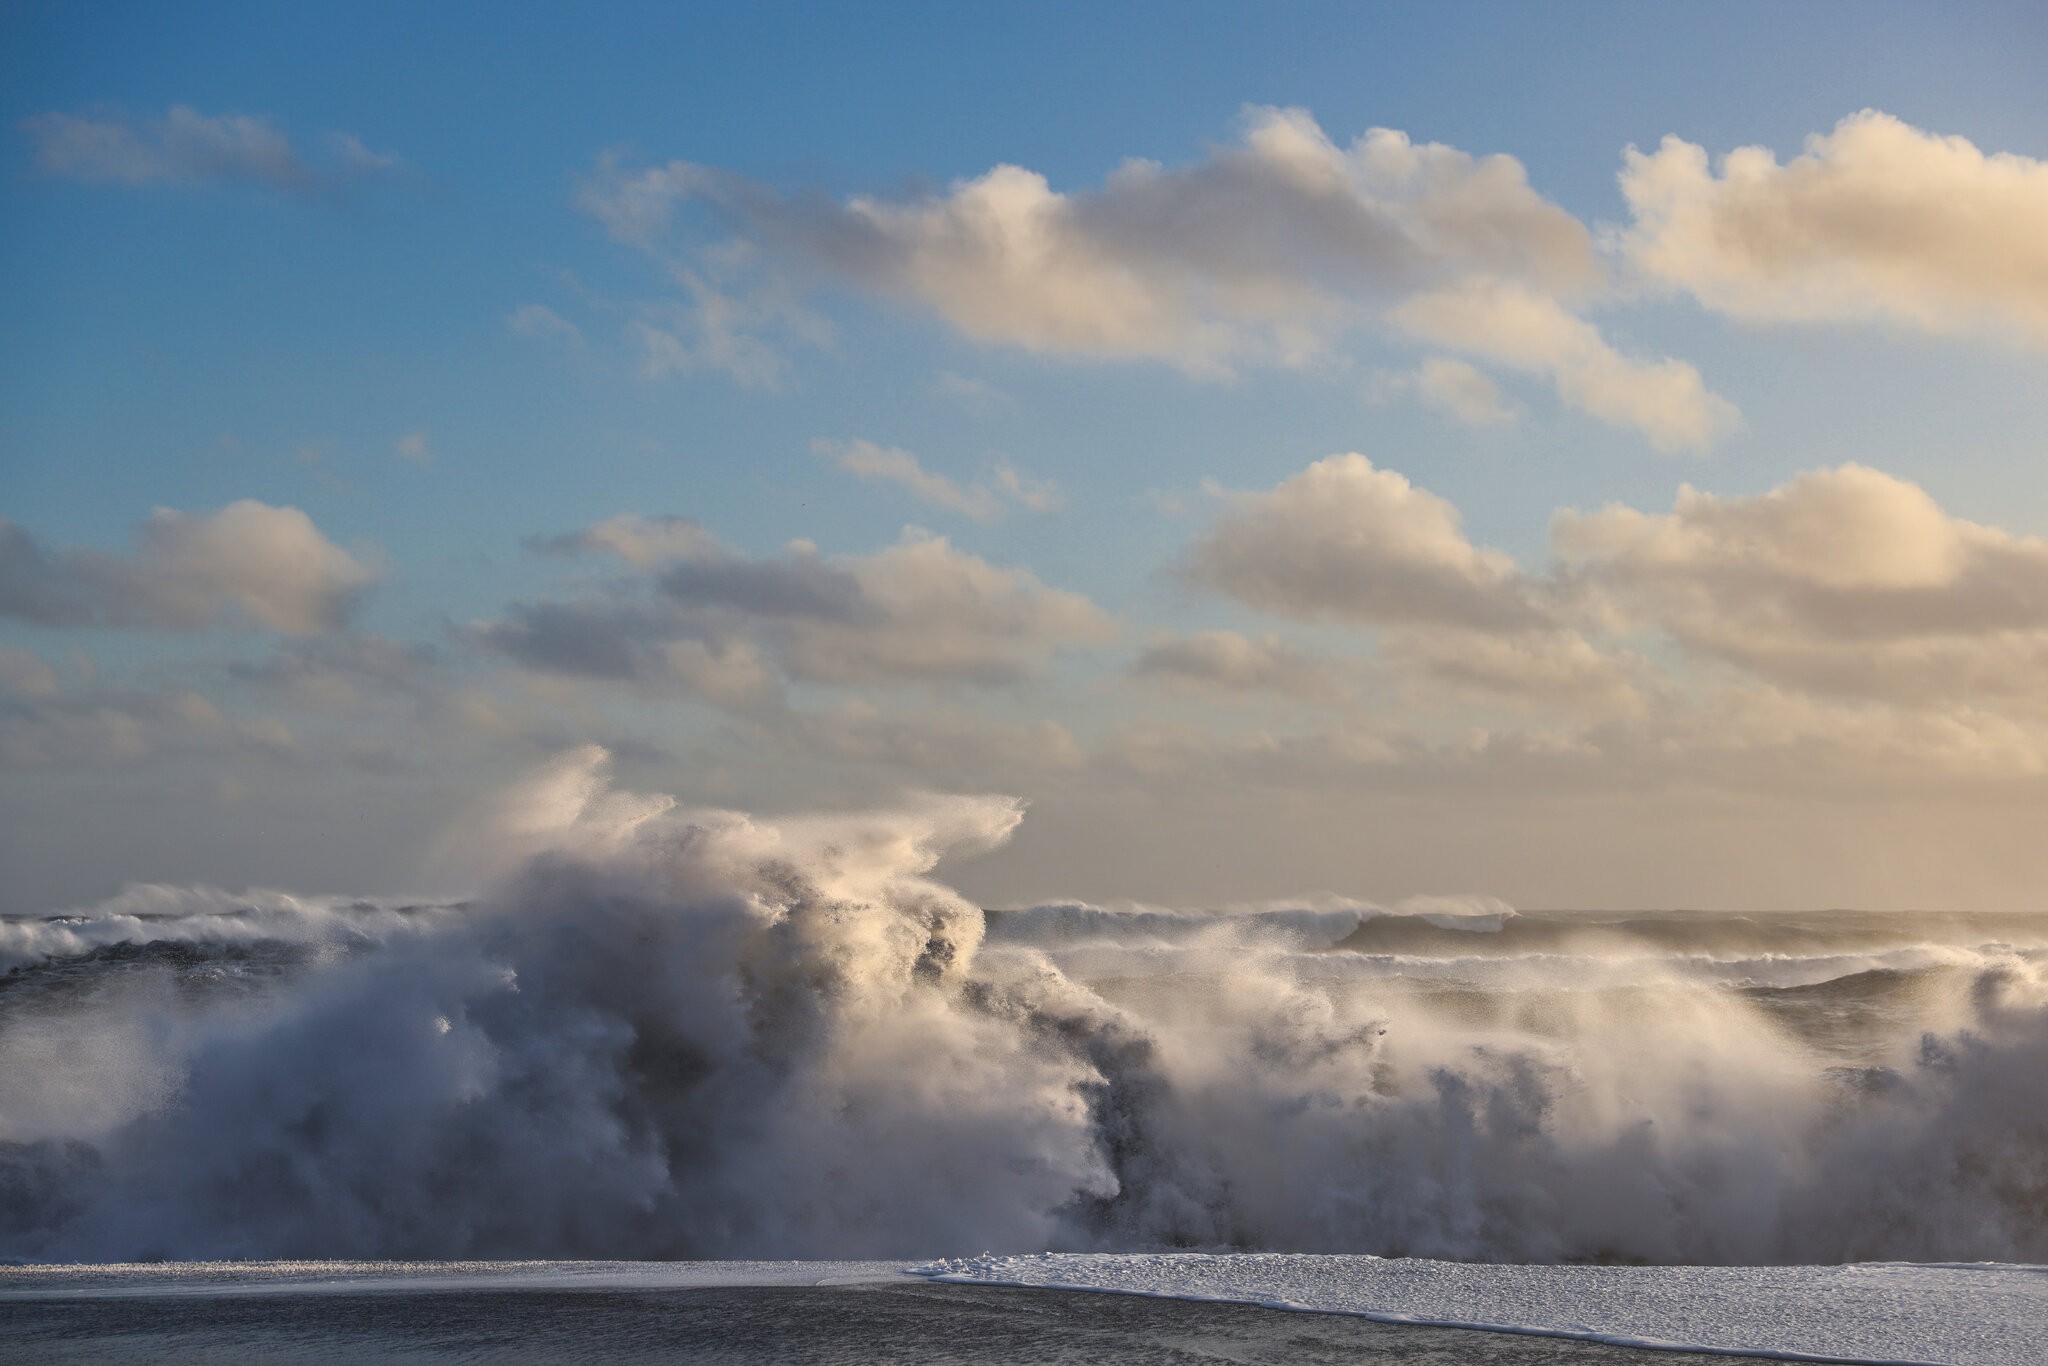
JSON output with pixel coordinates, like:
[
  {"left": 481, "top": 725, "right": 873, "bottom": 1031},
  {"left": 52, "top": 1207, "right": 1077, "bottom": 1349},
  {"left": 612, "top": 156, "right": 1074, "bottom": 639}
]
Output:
[{"left": 2, "top": 747, "right": 2044, "bottom": 1265}]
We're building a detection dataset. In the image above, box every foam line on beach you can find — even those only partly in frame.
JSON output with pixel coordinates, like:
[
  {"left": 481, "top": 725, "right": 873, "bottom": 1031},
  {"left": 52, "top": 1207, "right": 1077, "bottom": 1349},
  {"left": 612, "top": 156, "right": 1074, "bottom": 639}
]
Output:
[{"left": 918, "top": 1253, "right": 2048, "bottom": 1366}]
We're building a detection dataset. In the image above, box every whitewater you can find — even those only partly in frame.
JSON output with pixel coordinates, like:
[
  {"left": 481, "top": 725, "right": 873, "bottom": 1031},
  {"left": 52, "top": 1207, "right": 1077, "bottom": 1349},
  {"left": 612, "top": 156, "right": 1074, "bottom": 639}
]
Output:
[{"left": 3, "top": 747, "right": 2046, "bottom": 1358}]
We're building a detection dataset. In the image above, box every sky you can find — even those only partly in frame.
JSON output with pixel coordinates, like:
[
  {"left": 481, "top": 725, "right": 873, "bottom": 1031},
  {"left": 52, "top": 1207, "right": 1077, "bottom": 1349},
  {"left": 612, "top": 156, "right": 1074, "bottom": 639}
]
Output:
[{"left": 4, "top": 1, "right": 2048, "bottom": 914}]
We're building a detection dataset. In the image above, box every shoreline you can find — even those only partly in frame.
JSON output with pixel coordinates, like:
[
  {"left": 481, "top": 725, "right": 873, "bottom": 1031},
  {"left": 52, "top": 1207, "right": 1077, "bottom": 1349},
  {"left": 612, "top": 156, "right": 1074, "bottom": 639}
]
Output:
[{"left": 5, "top": 1255, "right": 2040, "bottom": 1364}]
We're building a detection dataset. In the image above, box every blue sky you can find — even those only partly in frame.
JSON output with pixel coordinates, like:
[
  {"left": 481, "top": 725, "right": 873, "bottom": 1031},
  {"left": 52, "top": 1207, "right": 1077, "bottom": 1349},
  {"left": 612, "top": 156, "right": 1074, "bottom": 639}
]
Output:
[{"left": 5, "top": 2, "right": 2048, "bottom": 913}]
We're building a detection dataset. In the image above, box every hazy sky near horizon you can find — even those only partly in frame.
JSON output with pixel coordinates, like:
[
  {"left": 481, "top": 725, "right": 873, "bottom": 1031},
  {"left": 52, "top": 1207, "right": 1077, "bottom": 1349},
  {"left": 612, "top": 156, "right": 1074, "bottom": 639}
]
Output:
[{"left": 6, "top": 1, "right": 2048, "bottom": 913}]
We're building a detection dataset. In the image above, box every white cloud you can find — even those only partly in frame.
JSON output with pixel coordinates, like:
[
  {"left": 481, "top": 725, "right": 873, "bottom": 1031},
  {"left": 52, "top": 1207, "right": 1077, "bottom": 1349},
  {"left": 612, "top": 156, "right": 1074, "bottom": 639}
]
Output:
[
  {"left": 1132, "top": 630, "right": 1350, "bottom": 703},
  {"left": 1379, "top": 627, "right": 1649, "bottom": 716},
  {"left": 394, "top": 431, "right": 433, "bottom": 464},
  {"left": 814, "top": 439, "right": 999, "bottom": 520},
  {"left": 483, "top": 519, "right": 1114, "bottom": 694},
  {"left": 628, "top": 293, "right": 779, "bottom": 388},
  {"left": 934, "top": 372, "right": 1016, "bottom": 413},
  {"left": 0, "top": 502, "right": 378, "bottom": 635},
  {"left": 507, "top": 304, "right": 585, "bottom": 348},
  {"left": 23, "top": 106, "right": 400, "bottom": 192},
  {"left": 1177, "top": 453, "right": 2048, "bottom": 733},
  {"left": 1620, "top": 110, "right": 2048, "bottom": 346},
  {"left": 327, "top": 131, "right": 402, "bottom": 176},
  {"left": 1371, "top": 356, "right": 1518, "bottom": 427},
  {"left": 0, "top": 679, "right": 294, "bottom": 771},
  {"left": 768, "top": 530, "right": 1114, "bottom": 686},
  {"left": 989, "top": 460, "right": 1061, "bottom": 513},
  {"left": 1390, "top": 280, "right": 1740, "bottom": 451},
  {"left": 532, "top": 514, "right": 727, "bottom": 570},
  {"left": 566, "top": 171, "right": 833, "bottom": 385},
  {"left": 601, "top": 112, "right": 1706, "bottom": 388},
  {"left": 1185, "top": 453, "right": 1546, "bottom": 629},
  {"left": 1554, "top": 464, "right": 2048, "bottom": 706},
  {"left": 812, "top": 439, "right": 1058, "bottom": 521},
  {"left": 576, "top": 107, "right": 1742, "bottom": 449},
  {"left": 653, "top": 637, "right": 783, "bottom": 710}
]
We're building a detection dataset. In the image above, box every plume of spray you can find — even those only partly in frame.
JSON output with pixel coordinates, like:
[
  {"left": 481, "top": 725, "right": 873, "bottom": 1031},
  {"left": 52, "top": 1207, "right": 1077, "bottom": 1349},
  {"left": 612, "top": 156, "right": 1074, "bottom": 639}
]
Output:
[{"left": 1, "top": 747, "right": 2044, "bottom": 1263}]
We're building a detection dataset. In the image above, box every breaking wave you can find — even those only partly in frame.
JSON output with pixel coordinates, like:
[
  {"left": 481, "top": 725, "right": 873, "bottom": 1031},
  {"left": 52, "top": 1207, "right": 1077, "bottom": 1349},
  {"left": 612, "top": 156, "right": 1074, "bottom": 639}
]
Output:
[{"left": 2, "top": 747, "right": 2045, "bottom": 1264}]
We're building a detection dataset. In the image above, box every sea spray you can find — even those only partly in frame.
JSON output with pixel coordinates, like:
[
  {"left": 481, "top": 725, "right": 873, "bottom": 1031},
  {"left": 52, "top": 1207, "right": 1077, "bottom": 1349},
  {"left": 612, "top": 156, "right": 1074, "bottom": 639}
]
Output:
[{"left": 1, "top": 746, "right": 2044, "bottom": 1263}]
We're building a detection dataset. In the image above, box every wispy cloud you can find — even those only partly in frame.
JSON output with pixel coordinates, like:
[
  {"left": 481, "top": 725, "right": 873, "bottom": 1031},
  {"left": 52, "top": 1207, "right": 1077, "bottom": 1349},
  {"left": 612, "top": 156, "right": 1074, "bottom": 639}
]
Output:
[
  {"left": 934, "top": 371, "right": 1016, "bottom": 414},
  {"left": 812, "top": 439, "right": 1060, "bottom": 520},
  {"left": 1388, "top": 280, "right": 1739, "bottom": 452},
  {"left": 23, "top": 105, "right": 404, "bottom": 193},
  {"left": 507, "top": 303, "right": 586, "bottom": 348},
  {"left": 1369, "top": 356, "right": 1519, "bottom": 428}
]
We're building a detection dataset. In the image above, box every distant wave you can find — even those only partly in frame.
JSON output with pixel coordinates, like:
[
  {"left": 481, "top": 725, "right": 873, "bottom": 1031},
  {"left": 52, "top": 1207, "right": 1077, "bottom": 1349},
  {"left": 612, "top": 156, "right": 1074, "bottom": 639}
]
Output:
[{"left": 2, "top": 746, "right": 2045, "bottom": 1264}]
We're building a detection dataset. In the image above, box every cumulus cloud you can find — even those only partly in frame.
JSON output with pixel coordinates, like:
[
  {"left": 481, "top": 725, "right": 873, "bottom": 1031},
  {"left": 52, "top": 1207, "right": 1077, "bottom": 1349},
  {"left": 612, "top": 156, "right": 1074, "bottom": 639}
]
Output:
[
  {"left": 1185, "top": 453, "right": 1547, "bottom": 629},
  {"left": 1620, "top": 110, "right": 2048, "bottom": 346},
  {"left": 1554, "top": 464, "right": 2048, "bottom": 706},
  {"left": 0, "top": 502, "right": 377, "bottom": 635},
  {"left": 482, "top": 518, "right": 1114, "bottom": 697},
  {"left": 23, "top": 106, "right": 401, "bottom": 193},
  {"left": 1179, "top": 452, "right": 2048, "bottom": 732},
  {"left": 812, "top": 439, "right": 1057, "bottom": 520},
  {"left": 576, "top": 107, "right": 1730, "bottom": 446},
  {"left": 1371, "top": 356, "right": 1518, "bottom": 427},
  {"left": 1132, "top": 630, "right": 1351, "bottom": 703},
  {"left": 1389, "top": 279, "right": 1740, "bottom": 451}
]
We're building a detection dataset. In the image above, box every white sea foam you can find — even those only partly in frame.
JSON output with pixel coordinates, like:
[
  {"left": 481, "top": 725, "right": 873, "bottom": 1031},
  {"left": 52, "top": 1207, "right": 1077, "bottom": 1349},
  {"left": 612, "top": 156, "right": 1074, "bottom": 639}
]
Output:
[
  {"left": 2, "top": 746, "right": 2045, "bottom": 1265},
  {"left": 923, "top": 1253, "right": 2048, "bottom": 1366},
  {"left": 0, "top": 887, "right": 460, "bottom": 972}
]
